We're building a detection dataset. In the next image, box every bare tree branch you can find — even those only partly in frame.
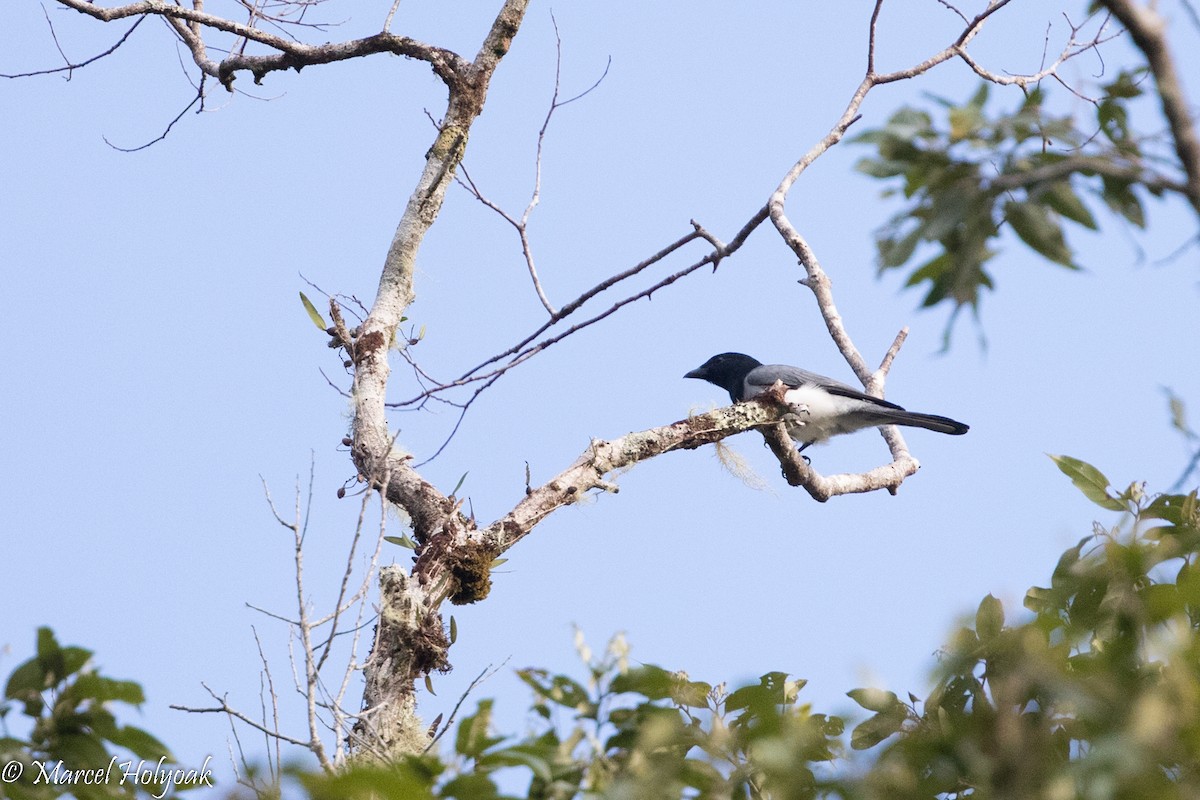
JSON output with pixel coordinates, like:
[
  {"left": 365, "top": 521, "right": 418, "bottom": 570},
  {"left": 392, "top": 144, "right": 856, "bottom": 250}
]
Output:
[
  {"left": 338, "top": 4, "right": 1097, "bottom": 756},
  {"left": 459, "top": 12, "right": 612, "bottom": 318},
  {"left": 102, "top": 88, "right": 203, "bottom": 152},
  {"left": 423, "top": 662, "right": 507, "bottom": 753},
  {"left": 52, "top": 0, "right": 468, "bottom": 89},
  {"left": 250, "top": 626, "right": 284, "bottom": 778},
  {"left": 952, "top": 11, "right": 1116, "bottom": 89},
  {"left": 1096, "top": 0, "right": 1200, "bottom": 214},
  {"left": 992, "top": 152, "right": 1188, "bottom": 193},
  {"left": 0, "top": 14, "right": 146, "bottom": 79},
  {"left": 391, "top": 213, "right": 766, "bottom": 415},
  {"left": 345, "top": 0, "right": 531, "bottom": 759},
  {"left": 38, "top": 0, "right": 1168, "bottom": 772},
  {"left": 767, "top": 0, "right": 1120, "bottom": 472},
  {"left": 171, "top": 683, "right": 314, "bottom": 749}
]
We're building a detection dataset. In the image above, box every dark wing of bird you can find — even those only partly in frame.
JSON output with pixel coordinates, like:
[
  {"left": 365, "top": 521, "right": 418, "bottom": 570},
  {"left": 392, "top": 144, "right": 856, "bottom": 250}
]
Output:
[{"left": 744, "top": 364, "right": 907, "bottom": 411}]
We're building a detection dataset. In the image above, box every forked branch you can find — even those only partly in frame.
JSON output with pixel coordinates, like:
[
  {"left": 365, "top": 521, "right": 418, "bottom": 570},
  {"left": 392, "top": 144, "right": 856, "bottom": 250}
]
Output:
[
  {"left": 52, "top": 0, "right": 469, "bottom": 89},
  {"left": 1097, "top": 0, "right": 1200, "bottom": 214}
]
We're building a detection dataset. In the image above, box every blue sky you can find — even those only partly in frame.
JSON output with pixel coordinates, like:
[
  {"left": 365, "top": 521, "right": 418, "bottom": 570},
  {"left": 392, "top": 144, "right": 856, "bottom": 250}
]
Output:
[{"left": 2, "top": 0, "right": 1199, "bottom": 793}]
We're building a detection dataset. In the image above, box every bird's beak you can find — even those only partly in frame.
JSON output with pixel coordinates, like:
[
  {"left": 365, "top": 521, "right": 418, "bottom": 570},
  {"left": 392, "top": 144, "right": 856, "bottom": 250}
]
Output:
[{"left": 683, "top": 367, "right": 706, "bottom": 380}]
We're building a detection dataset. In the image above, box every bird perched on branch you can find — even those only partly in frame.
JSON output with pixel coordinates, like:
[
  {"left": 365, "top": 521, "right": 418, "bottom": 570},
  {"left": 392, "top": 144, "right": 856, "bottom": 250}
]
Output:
[{"left": 684, "top": 352, "right": 968, "bottom": 452}]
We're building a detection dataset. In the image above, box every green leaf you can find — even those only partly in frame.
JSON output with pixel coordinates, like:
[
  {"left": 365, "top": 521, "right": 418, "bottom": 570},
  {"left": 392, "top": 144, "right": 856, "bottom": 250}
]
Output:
[
  {"left": 476, "top": 744, "right": 552, "bottom": 782},
  {"left": 850, "top": 707, "right": 907, "bottom": 750},
  {"left": 1178, "top": 561, "right": 1200, "bottom": 608},
  {"left": 1052, "top": 538, "right": 1089, "bottom": 588},
  {"left": 920, "top": 194, "right": 968, "bottom": 242},
  {"left": 920, "top": 91, "right": 958, "bottom": 109},
  {"left": 847, "top": 688, "right": 900, "bottom": 714},
  {"left": 106, "top": 725, "right": 172, "bottom": 760},
  {"left": 1103, "top": 69, "right": 1145, "bottom": 99},
  {"left": 299, "top": 291, "right": 328, "bottom": 331},
  {"left": 725, "top": 672, "right": 802, "bottom": 713},
  {"left": 296, "top": 762, "right": 438, "bottom": 800},
  {"left": 455, "top": 700, "right": 502, "bottom": 759},
  {"left": 670, "top": 679, "right": 712, "bottom": 709},
  {"left": 1141, "top": 583, "right": 1181, "bottom": 623},
  {"left": 883, "top": 108, "right": 934, "bottom": 141},
  {"left": 50, "top": 732, "right": 111, "bottom": 769},
  {"left": 967, "top": 81, "right": 989, "bottom": 111},
  {"left": 384, "top": 534, "right": 417, "bottom": 549},
  {"left": 67, "top": 674, "right": 145, "bottom": 706},
  {"left": 905, "top": 252, "right": 953, "bottom": 307},
  {"left": 975, "top": 594, "right": 1004, "bottom": 640},
  {"left": 35, "top": 627, "right": 60, "bottom": 661},
  {"left": 60, "top": 647, "right": 92, "bottom": 677},
  {"left": 1041, "top": 181, "right": 1097, "bottom": 230},
  {"left": 878, "top": 224, "right": 923, "bottom": 269},
  {"left": 89, "top": 707, "right": 120, "bottom": 740},
  {"left": 4, "top": 658, "right": 45, "bottom": 700},
  {"left": 35, "top": 628, "right": 66, "bottom": 684},
  {"left": 949, "top": 104, "right": 982, "bottom": 142},
  {"left": 1101, "top": 177, "right": 1146, "bottom": 228},
  {"left": 1023, "top": 585, "right": 1058, "bottom": 614},
  {"left": 679, "top": 759, "right": 724, "bottom": 793},
  {"left": 820, "top": 714, "right": 846, "bottom": 737},
  {"left": 450, "top": 472, "right": 469, "bottom": 498},
  {"left": 1005, "top": 200, "right": 1074, "bottom": 267},
  {"left": 1048, "top": 455, "right": 1126, "bottom": 511},
  {"left": 1021, "top": 86, "right": 1045, "bottom": 109},
  {"left": 449, "top": 616, "right": 458, "bottom": 645},
  {"left": 518, "top": 670, "right": 592, "bottom": 712},
  {"left": 856, "top": 156, "right": 908, "bottom": 179},
  {"left": 1163, "top": 387, "right": 1196, "bottom": 439},
  {"left": 441, "top": 772, "right": 500, "bottom": 799},
  {"left": 1144, "top": 491, "right": 1198, "bottom": 524},
  {"left": 610, "top": 665, "right": 675, "bottom": 701},
  {"left": 1098, "top": 100, "right": 1130, "bottom": 145}
]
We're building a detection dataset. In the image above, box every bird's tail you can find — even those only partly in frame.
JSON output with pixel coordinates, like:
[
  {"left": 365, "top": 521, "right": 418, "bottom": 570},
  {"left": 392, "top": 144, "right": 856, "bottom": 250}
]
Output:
[{"left": 869, "top": 410, "right": 969, "bottom": 436}]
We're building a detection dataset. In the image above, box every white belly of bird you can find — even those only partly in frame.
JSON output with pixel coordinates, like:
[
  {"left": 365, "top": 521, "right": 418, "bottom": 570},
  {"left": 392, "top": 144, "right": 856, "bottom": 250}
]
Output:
[{"left": 781, "top": 385, "right": 877, "bottom": 444}]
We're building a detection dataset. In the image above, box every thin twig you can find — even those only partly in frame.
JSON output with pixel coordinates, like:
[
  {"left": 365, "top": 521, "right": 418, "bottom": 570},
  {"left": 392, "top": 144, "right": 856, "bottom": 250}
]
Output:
[
  {"left": 314, "top": 474, "right": 374, "bottom": 672},
  {"left": 1, "top": 14, "right": 146, "bottom": 79},
  {"left": 453, "top": 14, "right": 611, "bottom": 317},
  {"left": 392, "top": 214, "right": 763, "bottom": 412},
  {"left": 873, "top": 327, "right": 909, "bottom": 394},
  {"left": 424, "top": 661, "right": 508, "bottom": 753},
  {"left": 245, "top": 602, "right": 299, "bottom": 626},
  {"left": 934, "top": 0, "right": 969, "bottom": 25},
  {"left": 952, "top": 12, "right": 1117, "bottom": 89},
  {"left": 251, "top": 626, "right": 284, "bottom": 779},
  {"left": 172, "top": 684, "right": 314, "bottom": 749},
  {"left": 289, "top": 463, "right": 333, "bottom": 769},
  {"left": 383, "top": 0, "right": 402, "bottom": 32},
  {"left": 102, "top": 89, "right": 203, "bottom": 152},
  {"left": 768, "top": 0, "right": 1078, "bottom": 472},
  {"left": 330, "top": 492, "right": 389, "bottom": 762}
]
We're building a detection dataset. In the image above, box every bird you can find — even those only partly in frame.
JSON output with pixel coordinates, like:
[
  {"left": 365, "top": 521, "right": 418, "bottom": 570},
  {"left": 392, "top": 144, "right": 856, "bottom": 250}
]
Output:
[{"left": 684, "top": 352, "right": 969, "bottom": 452}]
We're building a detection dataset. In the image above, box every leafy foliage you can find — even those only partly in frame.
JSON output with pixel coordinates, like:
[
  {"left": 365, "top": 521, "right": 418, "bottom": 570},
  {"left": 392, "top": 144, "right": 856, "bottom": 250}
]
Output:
[
  {"left": 289, "top": 460, "right": 1200, "bottom": 799},
  {"left": 0, "top": 628, "right": 193, "bottom": 800},
  {"left": 858, "top": 463, "right": 1200, "bottom": 799},
  {"left": 853, "top": 76, "right": 1163, "bottom": 333},
  {"left": 298, "top": 292, "right": 328, "bottom": 331},
  {"left": 11, "top": 463, "right": 1200, "bottom": 800}
]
